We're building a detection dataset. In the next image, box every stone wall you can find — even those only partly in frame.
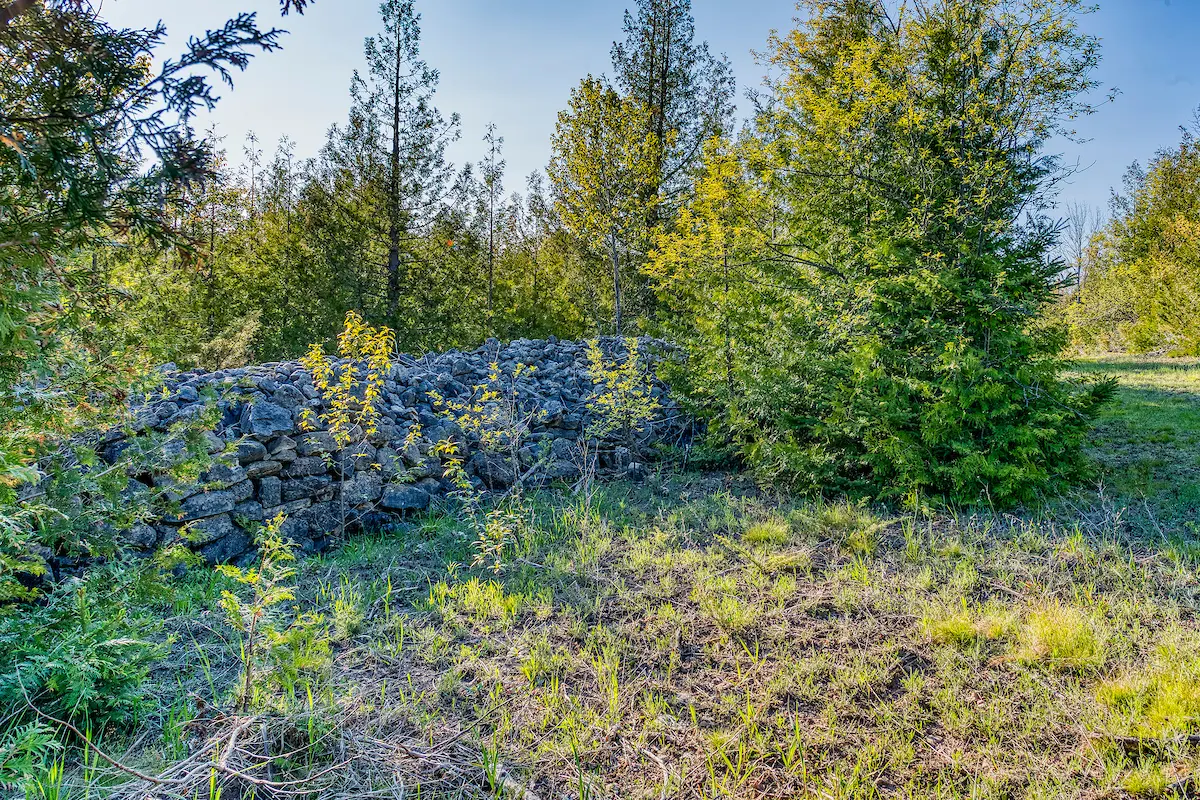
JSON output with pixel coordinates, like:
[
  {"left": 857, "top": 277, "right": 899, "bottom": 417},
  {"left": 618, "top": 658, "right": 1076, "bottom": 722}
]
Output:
[{"left": 110, "top": 337, "right": 683, "bottom": 565}]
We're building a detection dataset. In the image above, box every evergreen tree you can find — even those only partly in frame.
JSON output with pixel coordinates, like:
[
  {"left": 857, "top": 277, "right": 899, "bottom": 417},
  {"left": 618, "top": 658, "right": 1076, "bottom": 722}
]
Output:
[
  {"left": 653, "top": 0, "right": 1114, "bottom": 504},
  {"left": 610, "top": 0, "right": 734, "bottom": 220},
  {"left": 352, "top": 0, "right": 459, "bottom": 327}
]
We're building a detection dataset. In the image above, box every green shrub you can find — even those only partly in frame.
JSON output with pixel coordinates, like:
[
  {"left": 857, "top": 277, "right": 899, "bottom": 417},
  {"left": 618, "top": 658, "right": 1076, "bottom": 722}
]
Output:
[{"left": 0, "top": 568, "right": 162, "bottom": 728}]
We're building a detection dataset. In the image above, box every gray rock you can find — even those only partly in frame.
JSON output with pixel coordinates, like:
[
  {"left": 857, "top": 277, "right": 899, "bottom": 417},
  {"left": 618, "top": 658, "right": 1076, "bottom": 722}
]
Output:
[
  {"left": 544, "top": 460, "right": 580, "bottom": 481},
  {"left": 258, "top": 476, "right": 282, "bottom": 507},
  {"left": 380, "top": 484, "right": 430, "bottom": 511},
  {"left": 231, "top": 479, "right": 254, "bottom": 503},
  {"left": 241, "top": 401, "right": 293, "bottom": 439},
  {"left": 123, "top": 523, "right": 159, "bottom": 549},
  {"left": 470, "top": 452, "right": 515, "bottom": 489},
  {"left": 202, "top": 431, "right": 225, "bottom": 454},
  {"left": 296, "top": 431, "right": 337, "bottom": 457},
  {"left": 233, "top": 500, "right": 264, "bottom": 522},
  {"left": 399, "top": 440, "right": 423, "bottom": 467},
  {"left": 178, "top": 490, "right": 236, "bottom": 521},
  {"left": 246, "top": 460, "right": 283, "bottom": 479},
  {"left": 272, "top": 384, "right": 306, "bottom": 409},
  {"left": 332, "top": 442, "right": 376, "bottom": 476},
  {"left": 551, "top": 437, "right": 577, "bottom": 461},
  {"left": 300, "top": 502, "right": 339, "bottom": 537},
  {"left": 202, "top": 462, "right": 247, "bottom": 488},
  {"left": 282, "top": 456, "right": 328, "bottom": 478},
  {"left": 263, "top": 498, "right": 312, "bottom": 517},
  {"left": 186, "top": 513, "right": 237, "bottom": 545},
  {"left": 278, "top": 514, "right": 311, "bottom": 543},
  {"left": 623, "top": 461, "right": 648, "bottom": 481},
  {"left": 541, "top": 399, "right": 565, "bottom": 424},
  {"left": 339, "top": 472, "right": 382, "bottom": 506},
  {"left": 199, "top": 529, "right": 252, "bottom": 564},
  {"left": 375, "top": 446, "right": 401, "bottom": 478},
  {"left": 282, "top": 475, "right": 332, "bottom": 503},
  {"left": 236, "top": 439, "right": 268, "bottom": 464}
]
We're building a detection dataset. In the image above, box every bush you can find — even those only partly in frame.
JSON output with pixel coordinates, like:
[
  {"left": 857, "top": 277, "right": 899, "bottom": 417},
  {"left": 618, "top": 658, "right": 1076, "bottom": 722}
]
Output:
[
  {"left": 650, "top": 0, "right": 1115, "bottom": 506},
  {"left": 0, "top": 567, "right": 163, "bottom": 728}
]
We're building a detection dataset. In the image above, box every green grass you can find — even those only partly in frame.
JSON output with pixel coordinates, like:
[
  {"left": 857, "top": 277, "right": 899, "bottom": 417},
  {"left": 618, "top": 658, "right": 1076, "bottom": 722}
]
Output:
[
  {"left": 17, "top": 355, "right": 1200, "bottom": 799},
  {"left": 1069, "top": 355, "right": 1200, "bottom": 532}
]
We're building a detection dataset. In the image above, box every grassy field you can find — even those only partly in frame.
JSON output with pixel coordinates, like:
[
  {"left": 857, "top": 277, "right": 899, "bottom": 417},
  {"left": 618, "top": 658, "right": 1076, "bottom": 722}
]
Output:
[
  {"left": 1068, "top": 356, "right": 1200, "bottom": 533},
  {"left": 22, "top": 357, "right": 1200, "bottom": 799}
]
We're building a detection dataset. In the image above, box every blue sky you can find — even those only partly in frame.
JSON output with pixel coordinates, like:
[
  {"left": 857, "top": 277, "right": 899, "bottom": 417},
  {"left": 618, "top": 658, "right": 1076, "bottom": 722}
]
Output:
[{"left": 101, "top": 0, "right": 1199, "bottom": 216}]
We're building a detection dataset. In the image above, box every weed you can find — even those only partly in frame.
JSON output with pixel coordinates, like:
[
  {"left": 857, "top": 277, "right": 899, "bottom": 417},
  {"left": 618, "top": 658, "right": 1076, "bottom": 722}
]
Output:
[
  {"left": 1013, "top": 599, "right": 1107, "bottom": 671},
  {"left": 923, "top": 599, "right": 1014, "bottom": 647},
  {"left": 743, "top": 517, "right": 790, "bottom": 547}
]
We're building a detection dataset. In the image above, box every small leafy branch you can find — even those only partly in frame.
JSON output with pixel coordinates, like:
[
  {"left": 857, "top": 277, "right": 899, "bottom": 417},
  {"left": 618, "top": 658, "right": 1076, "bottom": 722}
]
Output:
[
  {"left": 217, "top": 515, "right": 331, "bottom": 713},
  {"left": 429, "top": 361, "right": 545, "bottom": 574},
  {"left": 428, "top": 360, "right": 546, "bottom": 494},
  {"left": 430, "top": 437, "right": 516, "bottom": 574},
  {"left": 300, "top": 311, "right": 395, "bottom": 445},
  {"left": 300, "top": 311, "right": 396, "bottom": 535},
  {"left": 585, "top": 338, "right": 661, "bottom": 448}
]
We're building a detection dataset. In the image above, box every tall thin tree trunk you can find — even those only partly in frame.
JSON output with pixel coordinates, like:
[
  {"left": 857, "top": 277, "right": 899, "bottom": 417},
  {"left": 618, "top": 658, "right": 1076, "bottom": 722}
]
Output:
[
  {"left": 609, "top": 233, "right": 623, "bottom": 335},
  {"left": 487, "top": 180, "right": 495, "bottom": 331},
  {"left": 386, "top": 26, "right": 403, "bottom": 318}
]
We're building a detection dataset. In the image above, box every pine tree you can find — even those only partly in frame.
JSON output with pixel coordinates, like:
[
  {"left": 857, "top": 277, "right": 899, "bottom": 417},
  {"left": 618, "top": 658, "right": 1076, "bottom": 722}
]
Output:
[
  {"left": 610, "top": 0, "right": 734, "bottom": 221},
  {"left": 352, "top": 0, "right": 459, "bottom": 325}
]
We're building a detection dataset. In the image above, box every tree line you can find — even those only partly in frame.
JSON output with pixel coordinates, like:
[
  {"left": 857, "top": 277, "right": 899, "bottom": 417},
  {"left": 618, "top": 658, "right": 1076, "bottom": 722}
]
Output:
[
  {"left": 1065, "top": 114, "right": 1200, "bottom": 356},
  {"left": 98, "top": 0, "right": 734, "bottom": 367},
  {"left": 2, "top": 0, "right": 1125, "bottom": 515}
]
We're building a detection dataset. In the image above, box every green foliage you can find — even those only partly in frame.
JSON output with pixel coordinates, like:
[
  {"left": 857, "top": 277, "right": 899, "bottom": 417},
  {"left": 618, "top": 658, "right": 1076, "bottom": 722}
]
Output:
[
  {"left": 584, "top": 338, "right": 662, "bottom": 447},
  {"left": 1068, "top": 117, "right": 1200, "bottom": 355},
  {"left": 610, "top": 0, "right": 735, "bottom": 223},
  {"left": 300, "top": 310, "right": 395, "bottom": 446},
  {"left": 0, "top": 568, "right": 163, "bottom": 729},
  {"left": 1097, "top": 628, "right": 1200, "bottom": 741},
  {"left": 550, "top": 77, "right": 664, "bottom": 334},
  {"left": 217, "top": 515, "right": 331, "bottom": 712},
  {"left": 1013, "top": 599, "right": 1108, "bottom": 671},
  {"left": 0, "top": 395, "right": 222, "bottom": 604},
  {"left": 651, "top": 0, "right": 1114, "bottom": 505},
  {"left": 0, "top": 721, "right": 58, "bottom": 792},
  {"left": 0, "top": 0, "right": 296, "bottom": 606}
]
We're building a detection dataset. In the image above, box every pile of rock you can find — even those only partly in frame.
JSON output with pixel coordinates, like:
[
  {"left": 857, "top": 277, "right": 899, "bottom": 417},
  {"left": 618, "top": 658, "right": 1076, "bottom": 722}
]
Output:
[{"left": 110, "top": 336, "right": 683, "bottom": 564}]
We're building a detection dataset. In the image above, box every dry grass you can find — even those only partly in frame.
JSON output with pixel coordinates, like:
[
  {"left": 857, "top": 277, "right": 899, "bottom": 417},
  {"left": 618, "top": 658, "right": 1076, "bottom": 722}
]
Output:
[{"left": 25, "top": 358, "right": 1200, "bottom": 799}]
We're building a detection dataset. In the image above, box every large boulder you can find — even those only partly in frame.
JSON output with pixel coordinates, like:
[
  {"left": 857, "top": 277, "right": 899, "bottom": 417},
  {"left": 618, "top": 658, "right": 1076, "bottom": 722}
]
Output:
[
  {"left": 240, "top": 401, "right": 294, "bottom": 440},
  {"left": 380, "top": 484, "right": 431, "bottom": 511}
]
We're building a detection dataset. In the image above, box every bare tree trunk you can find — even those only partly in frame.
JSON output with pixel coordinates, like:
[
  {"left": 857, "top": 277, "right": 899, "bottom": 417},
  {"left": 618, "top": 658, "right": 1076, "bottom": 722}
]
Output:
[
  {"left": 609, "top": 233, "right": 623, "bottom": 335},
  {"left": 487, "top": 182, "right": 495, "bottom": 331},
  {"left": 386, "top": 24, "right": 403, "bottom": 317}
]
